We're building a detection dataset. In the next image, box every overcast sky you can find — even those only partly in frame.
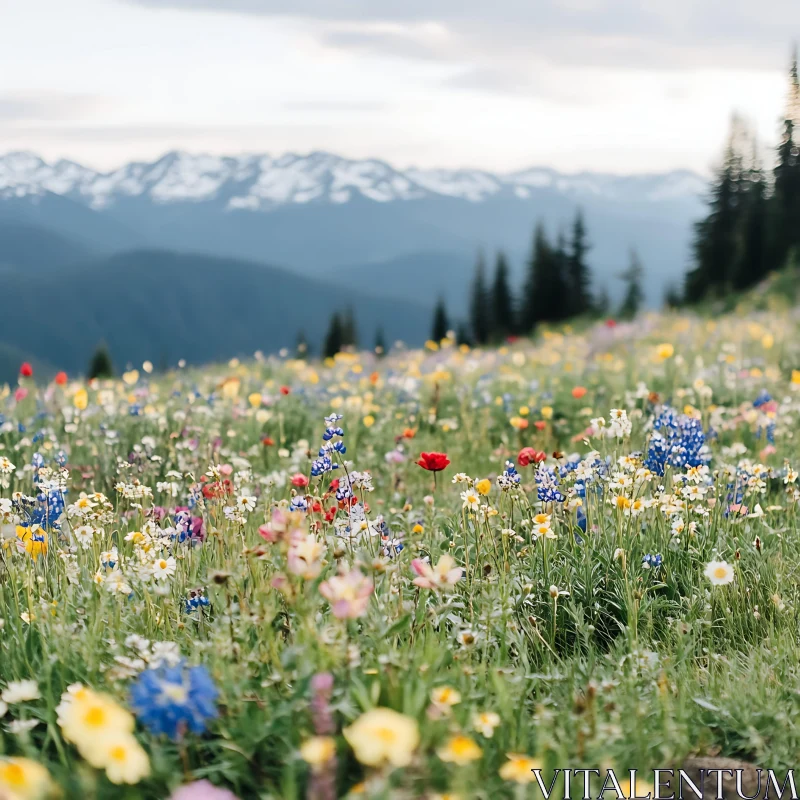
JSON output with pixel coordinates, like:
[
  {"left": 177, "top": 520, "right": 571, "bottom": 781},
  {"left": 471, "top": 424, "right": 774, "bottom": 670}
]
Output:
[{"left": 0, "top": 0, "right": 795, "bottom": 174}]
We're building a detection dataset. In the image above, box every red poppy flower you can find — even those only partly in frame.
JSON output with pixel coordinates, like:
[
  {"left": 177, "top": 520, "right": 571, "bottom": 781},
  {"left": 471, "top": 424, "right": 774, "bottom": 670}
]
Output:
[
  {"left": 279, "top": 386, "right": 291, "bottom": 395},
  {"left": 534, "top": 420, "right": 547, "bottom": 431},
  {"left": 261, "top": 436, "right": 275, "bottom": 447},
  {"left": 605, "top": 319, "right": 617, "bottom": 328},
  {"left": 518, "top": 447, "right": 547, "bottom": 466},
  {"left": 19, "top": 362, "right": 33, "bottom": 378},
  {"left": 416, "top": 452, "right": 450, "bottom": 472},
  {"left": 330, "top": 478, "right": 340, "bottom": 491},
  {"left": 571, "top": 386, "right": 587, "bottom": 399},
  {"left": 291, "top": 473, "right": 309, "bottom": 488},
  {"left": 54, "top": 371, "right": 68, "bottom": 386}
]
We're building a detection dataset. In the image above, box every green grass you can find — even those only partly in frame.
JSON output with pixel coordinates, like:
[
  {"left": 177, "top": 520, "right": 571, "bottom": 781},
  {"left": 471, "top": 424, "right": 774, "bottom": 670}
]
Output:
[{"left": 1, "top": 306, "right": 800, "bottom": 798}]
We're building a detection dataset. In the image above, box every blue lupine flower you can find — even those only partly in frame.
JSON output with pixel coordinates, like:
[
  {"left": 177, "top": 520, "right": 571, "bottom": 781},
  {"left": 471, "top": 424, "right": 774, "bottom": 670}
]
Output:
[
  {"left": 290, "top": 496, "right": 309, "bottom": 513},
  {"left": 753, "top": 390, "right": 772, "bottom": 408},
  {"left": 185, "top": 588, "right": 211, "bottom": 613},
  {"left": 535, "top": 464, "right": 565, "bottom": 503},
  {"left": 644, "top": 406, "right": 709, "bottom": 477},
  {"left": 130, "top": 661, "right": 218, "bottom": 739}
]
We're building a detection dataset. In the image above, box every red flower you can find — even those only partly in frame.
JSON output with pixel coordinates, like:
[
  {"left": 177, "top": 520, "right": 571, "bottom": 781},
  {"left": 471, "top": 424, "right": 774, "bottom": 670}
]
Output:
[
  {"left": 202, "top": 479, "right": 233, "bottom": 499},
  {"left": 605, "top": 319, "right": 617, "bottom": 328},
  {"left": 534, "top": 420, "right": 547, "bottom": 431},
  {"left": 261, "top": 436, "right": 275, "bottom": 447},
  {"left": 19, "top": 362, "right": 33, "bottom": 378},
  {"left": 518, "top": 447, "right": 547, "bottom": 466},
  {"left": 291, "top": 473, "right": 309, "bottom": 488},
  {"left": 416, "top": 452, "right": 450, "bottom": 472},
  {"left": 54, "top": 371, "right": 68, "bottom": 386},
  {"left": 280, "top": 386, "right": 291, "bottom": 395}
]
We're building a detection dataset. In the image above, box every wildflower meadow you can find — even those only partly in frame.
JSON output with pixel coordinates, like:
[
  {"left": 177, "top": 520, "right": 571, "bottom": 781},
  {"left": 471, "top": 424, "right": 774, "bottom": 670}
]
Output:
[{"left": 3, "top": 287, "right": 800, "bottom": 799}]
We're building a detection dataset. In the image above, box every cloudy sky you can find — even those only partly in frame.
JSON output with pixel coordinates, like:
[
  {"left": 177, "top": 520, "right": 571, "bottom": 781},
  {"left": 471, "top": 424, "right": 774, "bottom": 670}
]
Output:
[{"left": 0, "top": 0, "right": 795, "bottom": 174}]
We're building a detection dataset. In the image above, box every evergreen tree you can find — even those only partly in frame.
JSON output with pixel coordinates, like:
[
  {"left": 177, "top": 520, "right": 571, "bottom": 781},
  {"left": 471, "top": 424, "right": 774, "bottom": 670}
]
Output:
[
  {"left": 567, "top": 209, "right": 592, "bottom": 316},
  {"left": 431, "top": 297, "right": 450, "bottom": 343},
  {"left": 323, "top": 313, "right": 343, "bottom": 359},
  {"left": 469, "top": 252, "right": 491, "bottom": 345},
  {"left": 521, "top": 222, "right": 573, "bottom": 332},
  {"left": 619, "top": 250, "right": 644, "bottom": 319},
  {"left": 374, "top": 327, "right": 386, "bottom": 357},
  {"left": 87, "top": 343, "right": 114, "bottom": 380},
  {"left": 733, "top": 146, "right": 769, "bottom": 291},
  {"left": 685, "top": 115, "right": 749, "bottom": 300},
  {"left": 521, "top": 223, "right": 550, "bottom": 333},
  {"left": 490, "top": 251, "right": 515, "bottom": 340},
  {"left": 341, "top": 307, "right": 358, "bottom": 349},
  {"left": 770, "top": 50, "right": 800, "bottom": 270},
  {"left": 551, "top": 232, "right": 571, "bottom": 322}
]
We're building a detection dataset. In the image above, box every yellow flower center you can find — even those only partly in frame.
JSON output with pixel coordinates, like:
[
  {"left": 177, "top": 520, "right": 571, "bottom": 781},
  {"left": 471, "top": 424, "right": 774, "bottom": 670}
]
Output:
[
  {"left": 714, "top": 566, "right": 728, "bottom": 580},
  {"left": 374, "top": 727, "right": 397, "bottom": 744},
  {"left": 84, "top": 706, "right": 106, "bottom": 727},
  {"left": 4, "top": 763, "right": 26, "bottom": 787},
  {"left": 109, "top": 746, "right": 127, "bottom": 762}
]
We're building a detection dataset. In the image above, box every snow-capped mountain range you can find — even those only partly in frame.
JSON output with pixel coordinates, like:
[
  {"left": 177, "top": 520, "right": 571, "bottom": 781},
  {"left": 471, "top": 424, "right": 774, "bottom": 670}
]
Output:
[{"left": 0, "top": 150, "right": 707, "bottom": 211}]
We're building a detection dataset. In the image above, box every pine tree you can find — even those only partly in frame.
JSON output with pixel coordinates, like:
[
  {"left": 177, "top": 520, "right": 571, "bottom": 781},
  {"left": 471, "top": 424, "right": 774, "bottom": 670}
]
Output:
[
  {"left": 469, "top": 252, "right": 491, "bottom": 345},
  {"left": 551, "top": 231, "right": 571, "bottom": 322},
  {"left": 490, "top": 251, "right": 515, "bottom": 340},
  {"left": 374, "top": 327, "right": 386, "bottom": 357},
  {"left": 567, "top": 209, "right": 592, "bottom": 316},
  {"left": 431, "top": 297, "right": 450, "bottom": 343},
  {"left": 619, "top": 250, "right": 644, "bottom": 319},
  {"left": 323, "top": 313, "right": 343, "bottom": 359},
  {"left": 341, "top": 307, "right": 358, "bottom": 350},
  {"left": 770, "top": 50, "right": 800, "bottom": 270},
  {"left": 87, "top": 343, "right": 114, "bottom": 380},
  {"left": 733, "top": 146, "right": 768, "bottom": 291},
  {"left": 521, "top": 223, "right": 550, "bottom": 333},
  {"left": 685, "top": 115, "right": 748, "bottom": 301}
]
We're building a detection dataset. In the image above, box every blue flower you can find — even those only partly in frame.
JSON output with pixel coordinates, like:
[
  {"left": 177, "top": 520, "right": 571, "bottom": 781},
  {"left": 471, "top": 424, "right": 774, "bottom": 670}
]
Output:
[
  {"left": 642, "top": 553, "right": 662, "bottom": 569},
  {"left": 130, "top": 661, "right": 218, "bottom": 739},
  {"left": 535, "top": 464, "right": 565, "bottom": 503},
  {"left": 290, "top": 496, "right": 309, "bottom": 513},
  {"left": 644, "top": 406, "right": 709, "bottom": 477}
]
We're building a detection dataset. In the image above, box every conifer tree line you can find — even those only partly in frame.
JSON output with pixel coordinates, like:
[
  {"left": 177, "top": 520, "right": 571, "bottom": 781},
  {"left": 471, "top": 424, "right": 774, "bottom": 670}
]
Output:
[
  {"left": 454, "top": 209, "right": 596, "bottom": 346},
  {"left": 321, "top": 307, "right": 358, "bottom": 359},
  {"left": 684, "top": 53, "right": 800, "bottom": 300}
]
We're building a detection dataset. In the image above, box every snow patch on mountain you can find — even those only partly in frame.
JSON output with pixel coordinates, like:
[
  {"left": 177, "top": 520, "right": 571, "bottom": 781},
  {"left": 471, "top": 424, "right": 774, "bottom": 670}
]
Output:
[{"left": 0, "top": 150, "right": 706, "bottom": 211}]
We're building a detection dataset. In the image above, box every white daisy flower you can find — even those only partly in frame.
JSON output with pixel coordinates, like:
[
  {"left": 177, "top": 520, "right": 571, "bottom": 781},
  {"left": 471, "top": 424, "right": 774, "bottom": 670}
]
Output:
[{"left": 704, "top": 560, "right": 734, "bottom": 586}]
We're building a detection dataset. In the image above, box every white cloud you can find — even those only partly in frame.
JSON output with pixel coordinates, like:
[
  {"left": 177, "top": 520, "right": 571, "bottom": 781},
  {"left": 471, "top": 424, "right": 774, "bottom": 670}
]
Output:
[{"left": 0, "top": 0, "right": 791, "bottom": 173}]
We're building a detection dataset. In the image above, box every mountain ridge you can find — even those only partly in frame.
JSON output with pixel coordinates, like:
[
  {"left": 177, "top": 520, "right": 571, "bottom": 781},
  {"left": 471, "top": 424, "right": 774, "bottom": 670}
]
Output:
[{"left": 0, "top": 150, "right": 708, "bottom": 211}]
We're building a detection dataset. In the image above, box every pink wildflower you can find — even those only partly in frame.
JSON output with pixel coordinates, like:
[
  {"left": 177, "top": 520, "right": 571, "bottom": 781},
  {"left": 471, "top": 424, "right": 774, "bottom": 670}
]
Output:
[
  {"left": 411, "top": 555, "right": 463, "bottom": 591},
  {"left": 319, "top": 568, "right": 373, "bottom": 619}
]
